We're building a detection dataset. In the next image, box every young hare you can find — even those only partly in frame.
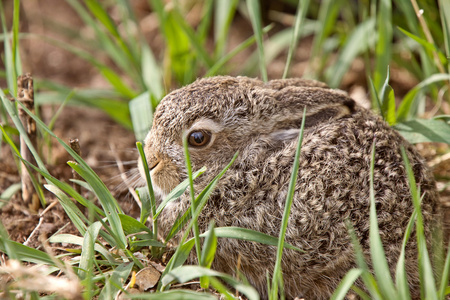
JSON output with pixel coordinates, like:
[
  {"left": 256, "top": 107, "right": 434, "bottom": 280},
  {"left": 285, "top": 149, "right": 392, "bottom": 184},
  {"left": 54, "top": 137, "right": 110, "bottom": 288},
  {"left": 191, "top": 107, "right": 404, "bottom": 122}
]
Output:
[{"left": 140, "top": 76, "right": 440, "bottom": 299}]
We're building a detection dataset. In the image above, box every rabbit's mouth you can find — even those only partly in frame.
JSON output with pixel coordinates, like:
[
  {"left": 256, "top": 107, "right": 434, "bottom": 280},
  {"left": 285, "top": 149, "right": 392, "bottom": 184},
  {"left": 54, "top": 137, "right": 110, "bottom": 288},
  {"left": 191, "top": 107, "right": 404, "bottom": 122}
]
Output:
[
  {"left": 149, "top": 160, "right": 160, "bottom": 171},
  {"left": 138, "top": 155, "right": 183, "bottom": 197}
]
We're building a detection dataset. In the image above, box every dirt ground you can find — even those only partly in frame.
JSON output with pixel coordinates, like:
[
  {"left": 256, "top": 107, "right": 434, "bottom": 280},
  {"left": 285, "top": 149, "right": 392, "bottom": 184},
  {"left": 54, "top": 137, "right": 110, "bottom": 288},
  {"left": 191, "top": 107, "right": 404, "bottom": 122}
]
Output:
[{"left": 0, "top": 0, "right": 449, "bottom": 268}]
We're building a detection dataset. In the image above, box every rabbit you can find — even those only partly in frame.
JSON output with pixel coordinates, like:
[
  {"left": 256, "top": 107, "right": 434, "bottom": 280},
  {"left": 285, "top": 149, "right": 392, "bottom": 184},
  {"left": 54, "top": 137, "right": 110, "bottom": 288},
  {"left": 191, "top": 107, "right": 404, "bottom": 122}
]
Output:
[{"left": 139, "top": 76, "right": 441, "bottom": 299}]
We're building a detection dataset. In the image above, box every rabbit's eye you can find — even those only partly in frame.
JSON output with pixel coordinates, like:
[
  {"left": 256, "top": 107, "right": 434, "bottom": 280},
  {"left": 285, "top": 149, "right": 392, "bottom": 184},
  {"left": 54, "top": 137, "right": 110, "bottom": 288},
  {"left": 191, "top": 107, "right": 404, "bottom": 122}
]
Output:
[{"left": 188, "top": 130, "right": 212, "bottom": 147}]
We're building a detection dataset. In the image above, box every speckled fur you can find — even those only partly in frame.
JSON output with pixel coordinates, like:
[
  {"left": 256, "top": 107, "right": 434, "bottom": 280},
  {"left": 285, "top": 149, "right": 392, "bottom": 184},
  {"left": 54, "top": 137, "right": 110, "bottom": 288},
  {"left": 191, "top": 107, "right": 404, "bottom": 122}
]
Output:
[{"left": 141, "top": 76, "right": 440, "bottom": 299}]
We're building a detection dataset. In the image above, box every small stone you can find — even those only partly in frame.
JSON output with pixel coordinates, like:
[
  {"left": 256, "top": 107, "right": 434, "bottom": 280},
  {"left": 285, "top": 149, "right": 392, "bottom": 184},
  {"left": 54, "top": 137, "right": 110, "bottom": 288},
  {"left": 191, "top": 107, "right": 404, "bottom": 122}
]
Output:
[{"left": 134, "top": 265, "right": 161, "bottom": 291}]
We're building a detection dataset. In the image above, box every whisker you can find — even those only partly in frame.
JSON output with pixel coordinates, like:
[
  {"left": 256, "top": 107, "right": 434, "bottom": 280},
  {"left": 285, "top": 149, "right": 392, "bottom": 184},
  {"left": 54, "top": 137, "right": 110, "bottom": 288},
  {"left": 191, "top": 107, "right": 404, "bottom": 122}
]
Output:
[
  {"left": 109, "top": 147, "right": 142, "bottom": 207},
  {"left": 95, "top": 161, "right": 138, "bottom": 169},
  {"left": 97, "top": 160, "right": 138, "bottom": 165}
]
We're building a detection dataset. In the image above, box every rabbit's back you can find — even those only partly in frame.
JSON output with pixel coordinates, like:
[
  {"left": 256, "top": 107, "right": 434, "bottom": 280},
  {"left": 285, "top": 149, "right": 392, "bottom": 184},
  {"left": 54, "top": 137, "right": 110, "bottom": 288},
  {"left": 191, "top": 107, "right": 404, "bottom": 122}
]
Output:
[{"left": 195, "top": 106, "right": 439, "bottom": 299}]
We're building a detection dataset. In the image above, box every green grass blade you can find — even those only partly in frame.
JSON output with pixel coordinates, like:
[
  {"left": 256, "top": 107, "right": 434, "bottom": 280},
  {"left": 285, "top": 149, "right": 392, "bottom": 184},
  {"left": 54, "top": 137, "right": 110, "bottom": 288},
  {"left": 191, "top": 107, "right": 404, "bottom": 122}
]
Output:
[
  {"left": 15, "top": 102, "right": 125, "bottom": 224},
  {"left": 378, "top": 67, "right": 396, "bottom": 125},
  {"left": 307, "top": 0, "right": 343, "bottom": 78},
  {"left": 99, "top": 67, "right": 137, "bottom": 98},
  {"left": 438, "top": 242, "right": 450, "bottom": 299},
  {"left": 0, "top": 2, "right": 16, "bottom": 96},
  {"left": 0, "top": 234, "right": 18, "bottom": 278},
  {"left": 150, "top": 0, "right": 190, "bottom": 84},
  {"left": 202, "top": 227, "right": 303, "bottom": 252},
  {"left": 156, "top": 239, "right": 196, "bottom": 292},
  {"left": 394, "top": 210, "right": 416, "bottom": 300},
  {"left": 27, "top": 32, "right": 136, "bottom": 98},
  {"left": 24, "top": 158, "right": 105, "bottom": 217},
  {"left": 135, "top": 187, "right": 152, "bottom": 224},
  {"left": 141, "top": 43, "right": 164, "bottom": 101},
  {"left": 98, "top": 262, "right": 134, "bottom": 300},
  {"left": 243, "top": 26, "right": 316, "bottom": 76},
  {"left": 0, "top": 183, "right": 21, "bottom": 207},
  {"left": 1, "top": 94, "right": 49, "bottom": 208},
  {"left": 398, "top": 27, "right": 447, "bottom": 65},
  {"left": 49, "top": 233, "right": 115, "bottom": 264},
  {"left": 271, "top": 108, "right": 306, "bottom": 297},
  {"left": 282, "top": 0, "right": 310, "bottom": 79},
  {"left": 325, "top": 18, "right": 376, "bottom": 88},
  {"left": 79, "top": 221, "right": 102, "bottom": 279},
  {"left": 65, "top": 0, "right": 136, "bottom": 78},
  {"left": 118, "top": 214, "right": 152, "bottom": 236},
  {"left": 0, "top": 90, "right": 47, "bottom": 171},
  {"left": 0, "top": 124, "right": 20, "bottom": 156},
  {"left": 201, "top": 229, "right": 218, "bottom": 267},
  {"left": 69, "top": 162, "right": 127, "bottom": 249},
  {"left": 160, "top": 152, "right": 239, "bottom": 289},
  {"left": 45, "top": 184, "right": 89, "bottom": 235},
  {"left": 214, "top": 0, "right": 239, "bottom": 58},
  {"left": 171, "top": 9, "right": 214, "bottom": 68},
  {"left": 200, "top": 222, "right": 217, "bottom": 289},
  {"left": 373, "top": 0, "right": 392, "bottom": 92},
  {"left": 154, "top": 167, "right": 206, "bottom": 219},
  {"left": 418, "top": 239, "right": 439, "bottom": 300},
  {"left": 0, "top": 124, "right": 21, "bottom": 179},
  {"left": 400, "top": 148, "right": 438, "bottom": 300},
  {"left": 126, "top": 290, "right": 216, "bottom": 299},
  {"left": 136, "top": 142, "right": 157, "bottom": 230},
  {"left": 39, "top": 168, "right": 118, "bottom": 248},
  {"left": 167, "top": 239, "right": 196, "bottom": 270},
  {"left": 12, "top": 0, "right": 21, "bottom": 84},
  {"left": 394, "top": 118, "right": 450, "bottom": 144},
  {"left": 79, "top": 221, "right": 102, "bottom": 300},
  {"left": 192, "top": 152, "right": 239, "bottom": 214},
  {"left": 208, "top": 277, "right": 235, "bottom": 300},
  {"left": 397, "top": 73, "right": 450, "bottom": 122},
  {"left": 206, "top": 24, "right": 273, "bottom": 77},
  {"left": 85, "top": 0, "right": 121, "bottom": 39},
  {"left": 197, "top": 0, "right": 214, "bottom": 44},
  {"left": 246, "top": 0, "right": 267, "bottom": 82},
  {"left": 346, "top": 220, "right": 382, "bottom": 298},
  {"left": 163, "top": 207, "right": 191, "bottom": 242},
  {"left": 0, "top": 234, "right": 55, "bottom": 266},
  {"left": 330, "top": 269, "right": 363, "bottom": 300},
  {"left": 368, "top": 77, "right": 383, "bottom": 118},
  {"left": 162, "top": 266, "right": 259, "bottom": 300},
  {"left": 439, "top": 0, "right": 450, "bottom": 68},
  {"left": 183, "top": 134, "right": 202, "bottom": 263},
  {"left": 0, "top": 221, "right": 18, "bottom": 261},
  {"left": 368, "top": 142, "right": 398, "bottom": 298}
]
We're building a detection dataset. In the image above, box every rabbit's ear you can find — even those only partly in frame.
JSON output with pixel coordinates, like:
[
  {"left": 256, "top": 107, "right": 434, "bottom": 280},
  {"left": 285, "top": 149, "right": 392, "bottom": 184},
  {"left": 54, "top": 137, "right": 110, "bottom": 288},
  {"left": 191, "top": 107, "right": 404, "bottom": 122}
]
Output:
[{"left": 267, "top": 87, "right": 356, "bottom": 141}]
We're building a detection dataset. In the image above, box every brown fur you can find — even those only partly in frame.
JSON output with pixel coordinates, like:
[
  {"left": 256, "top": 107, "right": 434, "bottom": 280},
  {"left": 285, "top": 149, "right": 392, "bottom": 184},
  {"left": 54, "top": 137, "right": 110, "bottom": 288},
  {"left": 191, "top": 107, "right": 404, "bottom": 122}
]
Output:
[{"left": 141, "top": 76, "right": 440, "bottom": 299}]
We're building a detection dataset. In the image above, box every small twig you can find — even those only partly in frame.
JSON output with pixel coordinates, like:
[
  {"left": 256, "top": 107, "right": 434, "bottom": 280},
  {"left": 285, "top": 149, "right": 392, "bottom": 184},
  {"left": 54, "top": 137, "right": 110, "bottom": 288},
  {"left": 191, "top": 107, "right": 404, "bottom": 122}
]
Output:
[
  {"left": 410, "top": 0, "right": 445, "bottom": 74},
  {"left": 39, "top": 200, "right": 59, "bottom": 217},
  {"left": 36, "top": 222, "right": 71, "bottom": 251},
  {"left": 17, "top": 73, "right": 40, "bottom": 212},
  {"left": 69, "top": 139, "right": 82, "bottom": 194},
  {"left": 428, "top": 152, "right": 450, "bottom": 168},
  {"left": 410, "top": 0, "right": 450, "bottom": 111},
  {"left": 110, "top": 143, "right": 141, "bottom": 207},
  {"left": 23, "top": 217, "right": 44, "bottom": 247},
  {"left": 68, "top": 138, "right": 87, "bottom": 213},
  {"left": 428, "top": 85, "right": 448, "bottom": 117},
  {"left": 39, "top": 234, "right": 77, "bottom": 279}
]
